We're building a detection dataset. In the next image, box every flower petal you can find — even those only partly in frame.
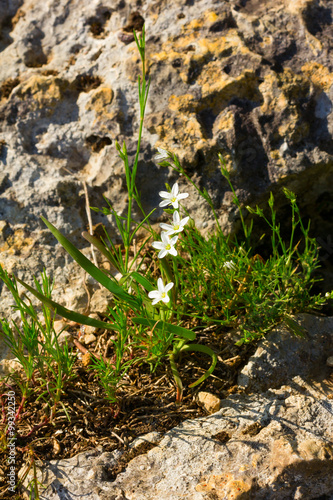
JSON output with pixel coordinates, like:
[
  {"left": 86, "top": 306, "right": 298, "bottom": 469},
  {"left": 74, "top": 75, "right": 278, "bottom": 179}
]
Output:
[
  {"left": 160, "top": 223, "right": 173, "bottom": 231},
  {"left": 158, "top": 249, "right": 167, "bottom": 258},
  {"left": 157, "top": 277, "right": 164, "bottom": 293},
  {"left": 152, "top": 241, "right": 164, "bottom": 249},
  {"left": 172, "top": 183, "right": 179, "bottom": 196},
  {"left": 159, "top": 190, "right": 171, "bottom": 198},
  {"left": 155, "top": 147, "right": 169, "bottom": 160},
  {"left": 177, "top": 193, "right": 189, "bottom": 200},
  {"left": 162, "top": 295, "right": 170, "bottom": 303},
  {"left": 180, "top": 216, "right": 189, "bottom": 226},
  {"left": 173, "top": 211, "right": 180, "bottom": 223},
  {"left": 148, "top": 290, "right": 160, "bottom": 299},
  {"left": 164, "top": 282, "right": 174, "bottom": 292},
  {"left": 161, "top": 232, "right": 171, "bottom": 244},
  {"left": 159, "top": 200, "right": 171, "bottom": 208},
  {"left": 169, "top": 247, "right": 178, "bottom": 256}
]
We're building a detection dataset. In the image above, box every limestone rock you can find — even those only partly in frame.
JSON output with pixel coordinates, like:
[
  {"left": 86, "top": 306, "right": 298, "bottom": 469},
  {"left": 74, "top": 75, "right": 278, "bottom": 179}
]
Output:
[
  {"left": 196, "top": 391, "right": 221, "bottom": 414},
  {"left": 0, "top": 0, "right": 333, "bottom": 326},
  {"left": 82, "top": 333, "right": 97, "bottom": 345},
  {"left": 89, "top": 288, "right": 113, "bottom": 315},
  {"left": 23, "top": 381, "right": 333, "bottom": 499},
  {"left": 238, "top": 313, "right": 333, "bottom": 392}
]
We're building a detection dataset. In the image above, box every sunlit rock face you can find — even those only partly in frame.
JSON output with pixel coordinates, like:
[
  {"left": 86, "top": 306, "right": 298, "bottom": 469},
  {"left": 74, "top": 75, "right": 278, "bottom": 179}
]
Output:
[{"left": 0, "top": 0, "right": 332, "bottom": 319}]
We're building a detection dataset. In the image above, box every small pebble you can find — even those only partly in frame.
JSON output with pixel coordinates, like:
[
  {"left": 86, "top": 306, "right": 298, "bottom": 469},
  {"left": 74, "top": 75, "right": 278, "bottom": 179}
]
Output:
[
  {"left": 326, "top": 356, "right": 333, "bottom": 367},
  {"left": 83, "top": 333, "right": 97, "bottom": 345},
  {"left": 197, "top": 392, "right": 220, "bottom": 414}
]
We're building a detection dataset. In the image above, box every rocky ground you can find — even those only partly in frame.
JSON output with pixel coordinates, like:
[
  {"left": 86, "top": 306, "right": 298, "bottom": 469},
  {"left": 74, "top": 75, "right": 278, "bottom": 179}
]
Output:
[
  {"left": 21, "top": 314, "right": 333, "bottom": 500},
  {"left": 0, "top": 0, "right": 333, "bottom": 498}
]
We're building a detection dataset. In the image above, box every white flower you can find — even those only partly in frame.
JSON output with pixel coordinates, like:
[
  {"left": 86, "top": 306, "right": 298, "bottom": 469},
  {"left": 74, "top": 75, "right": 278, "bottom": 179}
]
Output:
[
  {"left": 152, "top": 232, "right": 178, "bottom": 259},
  {"left": 223, "top": 260, "right": 236, "bottom": 270},
  {"left": 159, "top": 182, "right": 189, "bottom": 209},
  {"left": 160, "top": 211, "right": 190, "bottom": 236},
  {"left": 148, "top": 278, "right": 174, "bottom": 305},
  {"left": 154, "top": 147, "right": 170, "bottom": 161}
]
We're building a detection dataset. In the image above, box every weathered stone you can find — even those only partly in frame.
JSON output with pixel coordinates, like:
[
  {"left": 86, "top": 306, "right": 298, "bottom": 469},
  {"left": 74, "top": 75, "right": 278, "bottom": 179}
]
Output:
[
  {"left": 83, "top": 317, "right": 99, "bottom": 336},
  {"left": 0, "top": 0, "right": 332, "bottom": 325},
  {"left": 196, "top": 391, "right": 221, "bottom": 414},
  {"left": 0, "top": 1, "right": 333, "bottom": 496},
  {"left": 53, "top": 319, "right": 68, "bottom": 335},
  {"left": 237, "top": 313, "right": 333, "bottom": 392},
  {"left": 82, "top": 333, "right": 96, "bottom": 345},
  {"left": 89, "top": 288, "right": 113, "bottom": 315},
  {"left": 56, "top": 331, "right": 74, "bottom": 348}
]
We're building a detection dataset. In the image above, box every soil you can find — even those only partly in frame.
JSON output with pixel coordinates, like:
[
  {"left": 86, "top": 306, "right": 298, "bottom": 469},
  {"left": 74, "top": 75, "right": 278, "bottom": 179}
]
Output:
[{"left": 0, "top": 323, "right": 256, "bottom": 499}]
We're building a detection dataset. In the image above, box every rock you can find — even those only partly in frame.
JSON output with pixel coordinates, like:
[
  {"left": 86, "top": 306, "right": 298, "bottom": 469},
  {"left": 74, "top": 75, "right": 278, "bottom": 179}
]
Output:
[
  {"left": 22, "top": 314, "right": 333, "bottom": 499},
  {"left": 53, "top": 319, "right": 68, "bottom": 335},
  {"left": 89, "top": 288, "right": 114, "bottom": 316},
  {"left": 0, "top": 356, "right": 22, "bottom": 377},
  {"left": 0, "top": 0, "right": 333, "bottom": 325},
  {"left": 327, "top": 356, "right": 333, "bottom": 367},
  {"left": 237, "top": 313, "right": 333, "bottom": 392},
  {"left": 53, "top": 320, "right": 75, "bottom": 348},
  {"left": 196, "top": 391, "right": 220, "bottom": 414},
  {"left": 0, "top": 0, "right": 332, "bottom": 494},
  {"left": 82, "top": 333, "right": 96, "bottom": 345},
  {"left": 56, "top": 331, "right": 74, "bottom": 348},
  {"left": 80, "top": 313, "right": 101, "bottom": 336},
  {"left": 23, "top": 381, "right": 333, "bottom": 499}
]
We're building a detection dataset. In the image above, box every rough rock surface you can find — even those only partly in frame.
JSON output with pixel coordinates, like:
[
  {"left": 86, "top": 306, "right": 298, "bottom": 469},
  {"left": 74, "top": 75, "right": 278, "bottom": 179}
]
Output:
[
  {"left": 22, "top": 314, "right": 333, "bottom": 499},
  {"left": 0, "top": 0, "right": 333, "bottom": 322}
]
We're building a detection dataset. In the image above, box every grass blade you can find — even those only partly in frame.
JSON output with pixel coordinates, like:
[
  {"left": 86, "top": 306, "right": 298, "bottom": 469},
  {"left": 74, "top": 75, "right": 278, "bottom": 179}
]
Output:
[
  {"left": 132, "top": 317, "right": 196, "bottom": 340},
  {"left": 130, "top": 271, "right": 154, "bottom": 292},
  {"left": 180, "top": 344, "right": 217, "bottom": 387},
  {"left": 16, "top": 277, "right": 120, "bottom": 331},
  {"left": 41, "top": 217, "right": 139, "bottom": 310}
]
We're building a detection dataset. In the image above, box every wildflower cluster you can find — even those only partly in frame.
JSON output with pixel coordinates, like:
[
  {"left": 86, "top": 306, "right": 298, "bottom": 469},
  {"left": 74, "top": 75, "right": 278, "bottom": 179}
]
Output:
[{"left": 148, "top": 156, "right": 189, "bottom": 305}]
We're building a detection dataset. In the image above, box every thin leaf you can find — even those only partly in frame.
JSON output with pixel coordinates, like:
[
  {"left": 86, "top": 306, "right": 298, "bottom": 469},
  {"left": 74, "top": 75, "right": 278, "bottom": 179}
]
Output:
[
  {"left": 41, "top": 217, "right": 138, "bottom": 309},
  {"left": 130, "top": 272, "right": 154, "bottom": 292},
  {"left": 129, "top": 208, "right": 155, "bottom": 244},
  {"left": 16, "top": 277, "right": 120, "bottom": 331},
  {"left": 180, "top": 344, "right": 217, "bottom": 387},
  {"left": 82, "top": 232, "right": 122, "bottom": 274},
  {"left": 132, "top": 317, "right": 196, "bottom": 340}
]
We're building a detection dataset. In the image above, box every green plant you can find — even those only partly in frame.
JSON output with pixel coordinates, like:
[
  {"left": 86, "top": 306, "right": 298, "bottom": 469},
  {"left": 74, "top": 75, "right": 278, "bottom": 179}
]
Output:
[
  {"left": 153, "top": 149, "right": 327, "bottom": 342},
  {"left": 0, "top": 268, "right": 76, "bottom": 433},
  {"left": 2, "top": 29, "right": 215, "bottom": 406}
]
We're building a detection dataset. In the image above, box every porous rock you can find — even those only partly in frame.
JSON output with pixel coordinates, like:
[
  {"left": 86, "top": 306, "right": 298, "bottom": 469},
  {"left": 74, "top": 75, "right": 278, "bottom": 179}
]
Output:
[
  {"left": 22, "top": 314, "right": 333, "bottom": 499},
  {"left": 238, "top": 313, "right": 333, "bottom": 392},
  {"left": 0, "top": 0, "right": 333, "bottom": 326}
]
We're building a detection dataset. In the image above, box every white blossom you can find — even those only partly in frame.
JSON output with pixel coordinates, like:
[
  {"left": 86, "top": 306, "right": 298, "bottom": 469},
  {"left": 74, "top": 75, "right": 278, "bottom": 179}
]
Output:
[
  {"left": 159, "top": 182, "right": 189, "bottom": 209},
  {"left": 148, "top": 278, "right": 174, "bottom": 305},
  {"left": 154, "top": 147, "right": 170, "bottom": 161},
  {"left": 152, "top": 232, "right": 178, "bottom": 259},
  {"left": 160, "top": 211, "right": 189, "bottom": 236},
  {"left": 223, "top": 260, "right": 236, "bottom": 270}
]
